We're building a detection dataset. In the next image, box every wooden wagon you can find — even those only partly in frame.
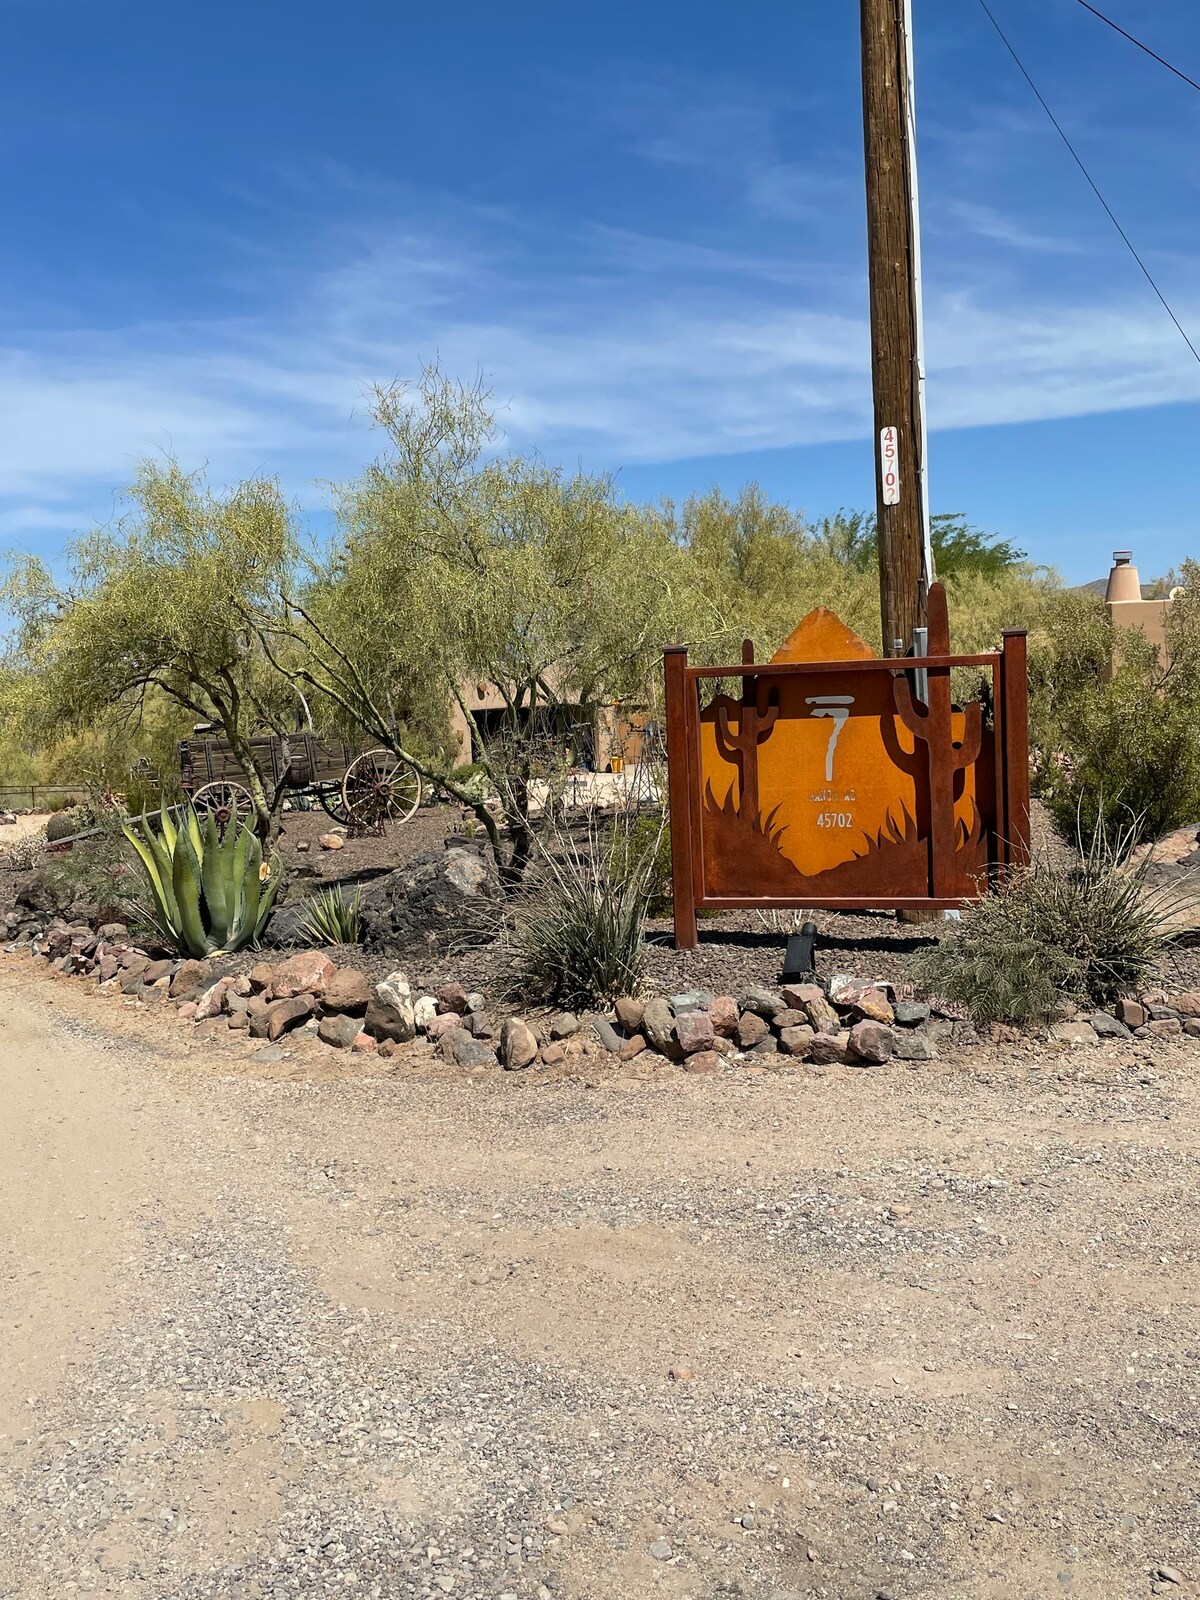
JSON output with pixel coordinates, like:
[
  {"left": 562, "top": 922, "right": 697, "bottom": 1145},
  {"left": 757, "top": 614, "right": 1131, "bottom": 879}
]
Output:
[{"left": 178, "top": 730, "right": 422, "bottom": 831}]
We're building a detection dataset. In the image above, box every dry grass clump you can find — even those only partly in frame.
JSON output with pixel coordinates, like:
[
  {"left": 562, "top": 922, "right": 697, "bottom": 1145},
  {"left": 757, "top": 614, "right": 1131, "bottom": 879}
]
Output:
[{"left": 917, "top": 815, "right": 1193, "bottom": 1023}]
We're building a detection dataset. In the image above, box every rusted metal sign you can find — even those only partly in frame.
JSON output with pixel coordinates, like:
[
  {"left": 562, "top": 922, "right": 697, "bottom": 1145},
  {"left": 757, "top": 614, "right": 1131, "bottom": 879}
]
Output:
[{"left": 663, "top": 583, "right": 1030, "bottom": 949}]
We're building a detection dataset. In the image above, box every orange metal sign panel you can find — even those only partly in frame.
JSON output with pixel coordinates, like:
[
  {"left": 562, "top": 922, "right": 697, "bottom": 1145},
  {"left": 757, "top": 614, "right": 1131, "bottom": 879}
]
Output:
[
  {"left": 696, "top": 607, "right": 986, "bottom": 899},
  {"left": 662, "top": 583, "right": 1031, "bottom": 947}
]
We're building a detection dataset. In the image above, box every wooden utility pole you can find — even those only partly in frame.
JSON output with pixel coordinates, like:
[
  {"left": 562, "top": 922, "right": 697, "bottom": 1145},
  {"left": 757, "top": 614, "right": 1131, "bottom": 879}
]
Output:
[{"left": 861, "top": 0, "right": 931, "bottom": 656}]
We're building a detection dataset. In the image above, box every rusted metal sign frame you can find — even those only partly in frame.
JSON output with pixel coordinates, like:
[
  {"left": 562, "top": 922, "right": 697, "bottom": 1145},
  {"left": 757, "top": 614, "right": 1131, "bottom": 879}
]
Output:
[{"left": 663, "top": 629, "right": 1030, "bottom": 950}]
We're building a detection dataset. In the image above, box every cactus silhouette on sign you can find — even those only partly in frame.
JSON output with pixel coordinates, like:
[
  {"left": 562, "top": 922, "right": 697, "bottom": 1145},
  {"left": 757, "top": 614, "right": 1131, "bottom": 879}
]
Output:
[
  {"left": 889, "top": 584, "right": 982, "bottom": 896},
  {"left": 712, "top": 644, "right": 779, "bottom": 825}
]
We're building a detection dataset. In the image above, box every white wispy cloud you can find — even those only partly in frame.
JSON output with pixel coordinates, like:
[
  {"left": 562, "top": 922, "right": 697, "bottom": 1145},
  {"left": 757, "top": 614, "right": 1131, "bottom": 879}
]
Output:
[{"left": 3, "top": 63, "right": 1200, "bottom": 554}]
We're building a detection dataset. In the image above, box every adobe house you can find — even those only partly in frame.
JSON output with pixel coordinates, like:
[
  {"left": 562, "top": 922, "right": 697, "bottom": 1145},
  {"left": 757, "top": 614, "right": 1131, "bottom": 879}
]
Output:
[
  {"left": 449, "top": 678, "right": 651, "bottom": 772},
  {"left": 1104, "top": 549, "right": 1176, "bottom": 665}
]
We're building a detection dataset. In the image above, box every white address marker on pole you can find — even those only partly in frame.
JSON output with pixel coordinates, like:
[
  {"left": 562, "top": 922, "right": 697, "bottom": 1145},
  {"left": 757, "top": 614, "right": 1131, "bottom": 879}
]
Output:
[{"left": 880, "top": 425, "right": 900, "bottom": 507}]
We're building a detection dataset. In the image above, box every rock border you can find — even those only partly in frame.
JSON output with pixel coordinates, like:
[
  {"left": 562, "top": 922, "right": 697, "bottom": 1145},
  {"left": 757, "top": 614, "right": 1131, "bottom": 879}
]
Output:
[{"left": 6, "top": 912, "right": 1200, "bottom": 1075}]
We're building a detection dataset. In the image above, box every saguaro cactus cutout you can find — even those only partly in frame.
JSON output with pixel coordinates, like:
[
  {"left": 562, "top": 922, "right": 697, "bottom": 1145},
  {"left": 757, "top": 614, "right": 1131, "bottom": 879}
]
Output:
[
  {"left": 891, "top": 584, "right": 981, "bottom": 894},
  {"left": 713, "top": 643, "right": 779, "bottom": 825}
]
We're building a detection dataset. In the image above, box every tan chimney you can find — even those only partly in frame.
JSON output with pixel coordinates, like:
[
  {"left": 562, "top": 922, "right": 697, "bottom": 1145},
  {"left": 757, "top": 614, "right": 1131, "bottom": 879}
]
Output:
[{"left": 1105, "top": 550, "right": 1142, "bottom": 604}]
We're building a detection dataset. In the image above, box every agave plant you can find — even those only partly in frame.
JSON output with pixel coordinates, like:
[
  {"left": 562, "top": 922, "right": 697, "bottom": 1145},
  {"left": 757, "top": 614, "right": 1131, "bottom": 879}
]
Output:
[
  {"left": 295, "top": 884, "right": 363, "bottom": 946},
  {"left": 122, "top": 805, "right": 282, "bottom": 957}
]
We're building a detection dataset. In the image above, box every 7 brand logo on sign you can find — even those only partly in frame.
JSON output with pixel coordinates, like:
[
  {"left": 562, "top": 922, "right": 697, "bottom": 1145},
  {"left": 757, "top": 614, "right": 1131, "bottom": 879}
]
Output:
[{"left": 806, "top": 694, "right": 855, "bottom": 782}]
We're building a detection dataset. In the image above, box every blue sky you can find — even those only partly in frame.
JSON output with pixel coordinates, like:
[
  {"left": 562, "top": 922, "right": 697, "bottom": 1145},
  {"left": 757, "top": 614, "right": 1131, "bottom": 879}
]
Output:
[{"left": 2, "top": 0, "right": 1198, "bottom": 582}]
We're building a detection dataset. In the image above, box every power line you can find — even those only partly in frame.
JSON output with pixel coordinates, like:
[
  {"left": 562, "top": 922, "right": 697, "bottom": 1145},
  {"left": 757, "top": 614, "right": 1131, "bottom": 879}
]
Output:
[
  {"left": 976, "top": 0, "right": 1200, "bottom": 369},
  {"left": 1072, "top": 1, "right": 1200, "bottom": 98}
]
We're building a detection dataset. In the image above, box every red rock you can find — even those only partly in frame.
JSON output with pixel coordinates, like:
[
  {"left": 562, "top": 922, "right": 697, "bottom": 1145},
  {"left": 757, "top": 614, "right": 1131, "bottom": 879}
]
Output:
[
  {"left": 841, "top": 984, "right": 895, "bottom": 1024},
  {"left": 778, "top": 1024, "right": 815, "bottom": 1056},
  {"left": 619, "top": 1032, "right": 648, "bottom": 1061},
  {"left": 436, "top": 980, "right": 471, "bottom": 1015},
  {"left": 168, "top": 958, "right": 212, "bottom": 1000},
  {"left": 318, "top": 1013, "right": 361, "bottom": 1049},
  {"left": 1184, "top": 1018, "right": 1200, "bottom": 1039},
  {"left": 176, "top": 1001, "right": 198, "bottom": 1022},
  {"left": 614, "top": 995, "right": 645, "bottom": 1033},
  {"left": 195, "top": 977, "right": 236, "bottom": 1020},
  {"left": 351, "top": 1031, "right": 377, "bottom": 1052},
  {"left": 1134, "top": 1018, "right": 1182, "bottom": 1040},
  {"left": 540, "top": 1042, "right": 566, "bottom": 1065},
  {"left": 848, "top": 1020, "right": 895, "bottom": 1063},
  {"left": 708, "top": 995, "right": 739, "bottom": 1036},
  {"left": 808, "top": 1031, "right": 852, "bottom": 1065},
  {"left": 249, "top": 995, "right": 314, "bottom": 1041},
  {"left": 97, "top": 952, "right": 120, "bottom": 983},
  {"left": 426, "top": 1012, "right": 465, "bottom": 1042},
  {"left": 1169, "top": 991, "right": 1200, "bottom": 1018},
  {"left": 736, "top": 1012, "right": 769, "bottom": 1049},
  {"left": 247, "top": 961, "right": 275, "bottom": 993},
  {"left": 683, "top": 1050, "right": 722, "bottom": 1075},
  {"left": 322, "top": 968, "right": 372, "bottom": 1014},
  {"left": 500, "top": 1017, "right": 539, "bottom": 1071},
  {"left": 782, "top": 982, "right": 824, "bottom": 1010},
  {"left": 674, "top": 1009, "right": 716, "bottom": 1055},
  {"left": 270, "top": 952, "right": 336, "bottom": 999}
]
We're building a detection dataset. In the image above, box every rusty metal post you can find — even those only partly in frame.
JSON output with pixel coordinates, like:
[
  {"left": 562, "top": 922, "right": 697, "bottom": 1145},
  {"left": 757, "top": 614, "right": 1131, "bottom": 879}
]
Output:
[
  {"left": 1000, "top": 628, "right": 1031, "bottom": 868},
  {"left": 663, "top": 646, "right": 698, "bottom": 949}
]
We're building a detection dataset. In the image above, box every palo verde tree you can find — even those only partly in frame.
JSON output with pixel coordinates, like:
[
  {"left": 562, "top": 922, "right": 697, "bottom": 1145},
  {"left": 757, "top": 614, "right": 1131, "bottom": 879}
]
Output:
[
  {"left": 1, "top": 459, "right": 305, "bottom": 839},
  {"left": 252, "top": 367, "right": 712, "bottom": 886},
  {"left": 1029, "top": 563, "right": 1200, "bottom": 846}
]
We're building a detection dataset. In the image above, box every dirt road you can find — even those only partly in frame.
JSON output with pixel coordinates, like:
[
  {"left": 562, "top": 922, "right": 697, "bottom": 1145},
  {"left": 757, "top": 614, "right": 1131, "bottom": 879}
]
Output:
[{"left": 0, "top": 964, "right": 1197, "bottom": 1600}]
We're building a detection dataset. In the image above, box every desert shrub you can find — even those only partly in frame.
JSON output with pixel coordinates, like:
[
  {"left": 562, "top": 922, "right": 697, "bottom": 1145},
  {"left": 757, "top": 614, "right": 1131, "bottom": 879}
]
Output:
[
  {"left": 40, "top": 832, "right": 134, "bottom": 922},
  {"left": 1031, "top": 571, "right": 1200, "bottom": 846},
  {"left": 509, "top": 821, "right": 654, "bottom": 1005},
  {"left": 295, "top": 884, "right": 363, "bottom": 945},
  {"left": 4, "top": 832, "right": 45, "bottom": 872},
  {"left": 607, "top": 808, "right": 673, "bottom": 916},
  {"left": 916, "top": 816, "right": 1191, "bottom": 1022}
]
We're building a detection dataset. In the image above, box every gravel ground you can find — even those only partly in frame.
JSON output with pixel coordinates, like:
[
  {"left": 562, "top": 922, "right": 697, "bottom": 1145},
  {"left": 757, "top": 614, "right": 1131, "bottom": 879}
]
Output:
[{"left": 1, "top": 958, "right": 1198, "bottom": 1599}]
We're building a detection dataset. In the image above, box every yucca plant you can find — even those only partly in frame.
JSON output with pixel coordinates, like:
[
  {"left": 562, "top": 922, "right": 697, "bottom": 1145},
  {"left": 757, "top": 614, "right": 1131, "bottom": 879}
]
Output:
[
  {"left": 295, "top": 884, "right": 363, "bottom": 946},
  {"left": 122, "top": 805, "right": 282, "bottom": 956},
  {"left": 509, "top": 812, "right": 655, "bottom": 1006}
]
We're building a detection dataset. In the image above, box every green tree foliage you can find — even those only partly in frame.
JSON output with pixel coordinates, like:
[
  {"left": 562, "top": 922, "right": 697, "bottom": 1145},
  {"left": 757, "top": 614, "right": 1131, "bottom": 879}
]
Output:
[
  {"left": 665, "top": 490, "right": 1048, "bottom": 659},
  {"left": 809, "top": 510, "right": 1027, "bottom": 580},
  {"left": 1030, "top": 563, "right": 1200, "bottom": 845},
  {"left": 663, "top": 488, "right": 879, "bottom": 653},
  {"left": 1, "top": 461, "right": 303, "bottom": 837},
  {"left": 0, "top": 363, "right": 1069, "bottom": 895},
  {"left": 255, "top": 368, "right": 713, "bottom": 883}
]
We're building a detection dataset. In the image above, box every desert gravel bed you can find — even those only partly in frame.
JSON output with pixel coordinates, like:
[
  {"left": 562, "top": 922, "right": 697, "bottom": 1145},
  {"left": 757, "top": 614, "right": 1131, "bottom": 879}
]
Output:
[{"left": 1, "top": 963, "right": 1198, "bottom": 1600}]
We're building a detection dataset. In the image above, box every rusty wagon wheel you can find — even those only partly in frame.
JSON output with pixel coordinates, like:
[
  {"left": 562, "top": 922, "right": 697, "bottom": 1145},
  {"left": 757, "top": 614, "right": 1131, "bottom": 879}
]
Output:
[
  {"left": 192, "top": 780, "right": 254, "bottom": 834},
  {"left": 341, "top": 749, "right": 422, "bottom": 830}
]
